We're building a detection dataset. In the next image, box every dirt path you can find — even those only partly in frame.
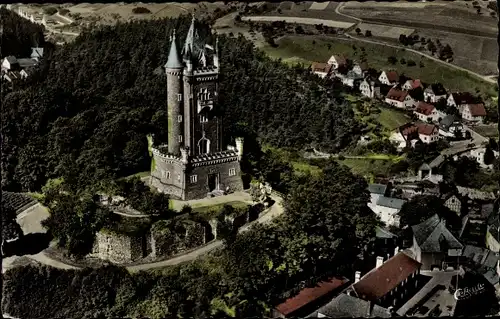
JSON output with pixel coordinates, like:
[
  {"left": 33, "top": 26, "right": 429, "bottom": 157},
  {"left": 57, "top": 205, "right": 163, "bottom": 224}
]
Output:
[{"left": 335, "top": 2, "right": 496, "bottom": 84}]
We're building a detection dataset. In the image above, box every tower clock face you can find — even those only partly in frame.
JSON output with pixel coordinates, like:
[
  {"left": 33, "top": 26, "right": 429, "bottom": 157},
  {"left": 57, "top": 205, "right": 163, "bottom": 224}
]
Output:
[{"left": 197, "top": 87, "right": 214, "bottom": 113}]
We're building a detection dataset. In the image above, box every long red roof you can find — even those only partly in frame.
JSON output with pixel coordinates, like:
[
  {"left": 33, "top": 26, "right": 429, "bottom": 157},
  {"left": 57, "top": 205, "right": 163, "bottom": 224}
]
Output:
[{"left": 275, "top": 277, "right": 349, "bottom": 316}]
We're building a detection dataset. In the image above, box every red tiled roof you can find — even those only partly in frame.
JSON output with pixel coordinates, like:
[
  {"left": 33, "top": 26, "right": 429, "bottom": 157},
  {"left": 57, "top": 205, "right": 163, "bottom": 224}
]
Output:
[
  {"left": 412, "top": 79, "right": 422, "bottom": 89},
  {"left": 276, "top": 277, "right": 349, "bottom": 316},
  {"left": 386, "top": 71, "right": 399, "bottom": 83},
  {"left": 467, "top": 104, "right": 487, "bottom": 117},
  {"left": 450, "top": 92, "right": 476, "bottom": 105},
  {"left": 334, "top": 55, "right": 347, "bottom": 66},
  {"left": 352, "top": 252, "right": 421, "bottom": 301},
  {"left": 401, "top": 122, "right": 437, "bottom": 137},
  {"left": 386, "top": 87, "right": 408, "bottom": 102},
  {"left": 414, "top": 102, "right": 435, "bottom": 115},
  {"left": 312, "top": 62, "right": 333, "bottom": 74}
]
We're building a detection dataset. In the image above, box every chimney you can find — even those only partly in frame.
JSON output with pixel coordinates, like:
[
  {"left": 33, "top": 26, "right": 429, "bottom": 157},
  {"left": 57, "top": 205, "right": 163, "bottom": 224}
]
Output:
[
  {"left": 355, "top": 271, "right": 361, "bottom": 283},
  {"left": 394, "top": 246, "right": 400, "bottom": 257},
  {"left": 376, "top": 256, "right": 384, "bottom": 269}
]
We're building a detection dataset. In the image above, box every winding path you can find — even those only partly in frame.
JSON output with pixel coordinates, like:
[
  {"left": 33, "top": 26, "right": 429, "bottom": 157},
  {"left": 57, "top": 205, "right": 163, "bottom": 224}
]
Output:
[{"left": 334, "top": 2, "right": 496, "bottom": 84}]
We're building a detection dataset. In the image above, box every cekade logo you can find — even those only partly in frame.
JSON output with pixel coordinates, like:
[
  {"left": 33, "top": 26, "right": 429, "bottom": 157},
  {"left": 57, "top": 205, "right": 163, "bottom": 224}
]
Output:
[{"left": 454, "top": 283, "right": 486, "bottom": 300}]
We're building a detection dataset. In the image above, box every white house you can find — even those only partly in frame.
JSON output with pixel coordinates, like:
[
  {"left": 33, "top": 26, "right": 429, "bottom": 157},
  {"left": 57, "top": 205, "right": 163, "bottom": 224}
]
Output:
[
  {"left": 359, "top": 78, "right": 381, "bottom": 99},
  {"left": 339, "top": 70, "right": 363, "bottom": 88},
  {"left": 392, "top": 122, "right": 439, "bottom": 148},
  {"left": 327, "top": 55, "right": 347, "bottom": 70},
  {"left": 369, "top": 196, "right": 406, "bottom": 227},
  {"left": 438, "top": 114, "right": 465, "bottom": 138},
  {"left": 351, "top": 61, "right": 368, "bottom": 77},
  {"left": 413, "top": 102, "right": 439, "bottom": 123},
  {"left": 423, "top": 83, "right": 447, "bottom": 103},
  {"left": 311, "top": 62, "right": 333, "bottom": 78},
  {"left": 402, "top": 79, "right": 423, "bottom": 91},
  {"left": 460, "top": 104, "right": 487, "bottom": 124},
  {"left": 447, "top": 92, "right": 476, "bottom": 108},
  {"left": 1, "top": 56, "right": 19, "bottom": 71},
  {"left": 443, "top": 194, "right": 462, "bottom": 216},
  {"left": 415, "top": 123, "right": 440, "bottom": 144},
  {"left": 385, "top": 87, "right": 415, "bottom": 109},
  {"left": 378, "top": 70, "right": 399, "bottom": 86},
  {"left": 467, "top": 147, "right": 499, "bottom": 169}
]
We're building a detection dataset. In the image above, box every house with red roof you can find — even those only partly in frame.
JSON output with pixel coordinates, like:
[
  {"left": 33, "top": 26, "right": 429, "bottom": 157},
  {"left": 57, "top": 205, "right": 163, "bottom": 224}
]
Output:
[
  {"left": 345, "top": 252, "right": 422, "bottom": 310},
  {"left": 390, "top": 122, "right": 440, "bottom": 150},
  {"left": 273, "top": 277, "right": 350, "bottom": 318},
  {"left": 379, "top": 70, "right": 399, "bottom": 86},
  {"left": 385, "top": 87, "right": 415, "bottom": 109},
  {"left": 327, "top": 54, "right": 348, "bottom": 71},
  {"left": 311, "top": 62, "right": 333, "bottom": 79},
  {"left": 413, "top": 102, "right": 439, "bottom": 123},
  {"left": 460, "top": 104, "right": 487, "bottom": 124},
  {"left": 447, "top": 92, "right": 478, "bottom": 108},
  {"left": 402, "top": 79, "right": 423, "bottom": 91}
]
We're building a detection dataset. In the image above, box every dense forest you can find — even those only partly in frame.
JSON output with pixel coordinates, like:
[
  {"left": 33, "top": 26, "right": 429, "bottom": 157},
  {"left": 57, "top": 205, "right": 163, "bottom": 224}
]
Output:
[
  {"left": 1, "top": 13, "right": 360, "bottom": 193},
  {"left": 0, "top": 8, "right": 45, "bottom": 58},
  {"left": 3, "top": 160, "right": 379, "bottom": 319}
]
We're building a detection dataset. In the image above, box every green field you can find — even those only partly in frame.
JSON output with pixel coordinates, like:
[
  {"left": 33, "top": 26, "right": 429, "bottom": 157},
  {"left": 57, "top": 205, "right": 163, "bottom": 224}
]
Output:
[
  {"left": 473, "top": 125, "right": 499, "bottom": 138},
  {"left": 376, "top": 108, "right": 409, "bottom": 131},
  {"left": 338, "top": 158, "right": 395, "bottom": 180},
  {"left": 261, "top": 35, "right": 496, "bottom": 98}
]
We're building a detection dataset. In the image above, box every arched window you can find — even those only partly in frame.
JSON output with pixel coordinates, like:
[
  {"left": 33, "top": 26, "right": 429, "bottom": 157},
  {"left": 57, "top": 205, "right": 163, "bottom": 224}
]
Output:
[{"left": 198, "top": 138, "right": 210, "bottom": 154}]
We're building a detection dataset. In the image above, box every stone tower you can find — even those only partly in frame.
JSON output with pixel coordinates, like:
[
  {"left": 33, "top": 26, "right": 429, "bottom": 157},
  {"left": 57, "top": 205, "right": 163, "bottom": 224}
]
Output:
[{"left": 149, "top": 17, "right": 244, "bottom": 200}]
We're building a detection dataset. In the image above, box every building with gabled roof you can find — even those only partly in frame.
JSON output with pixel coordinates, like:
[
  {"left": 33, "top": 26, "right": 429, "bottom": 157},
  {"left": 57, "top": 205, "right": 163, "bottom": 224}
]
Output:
[
  {"left": 460, "top": 103, "right": 487, "bottom": 124},
  {"left": 413, "top": 101, "right": 439, "bottom": 123},
  {"left": 410, "top": 214, "right": 463, "bottom": 270},
  {"left": 273, "top": 277, "right": 349, "bottom": 318},
  {"left": 424, "top": 83, "right": 447, "bottom": 103},
  {"left": 447, "top": 92, "right": 477, "bottom": 108},
  {"left": 327, "top": 54, "right": 348, "bottom": 70},
  {"left": 379, "top": 70, "right": 399, "bottom": 85},
  {"left": 359, "top": 76, "right": 381, "bottom": 99},
  {"left": 312, "top": 292, "right": 392, "bottom": 318},
  {"left": 346, "top": 252, "right": 422, "bottom": 310},
  {"left": 311, "top": 62, "right": 333, "bottom": 78},
  {"left": 438, "top": 114, "right": 465, "bottom": 137},
  {"left": 385, "top": 87, "right": 415, "bottom": 109}
]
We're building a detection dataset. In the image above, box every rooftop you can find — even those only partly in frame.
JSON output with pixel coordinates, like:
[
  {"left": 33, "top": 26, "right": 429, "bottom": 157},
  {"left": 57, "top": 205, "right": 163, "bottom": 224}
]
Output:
[
  {"left": 384, "top": 70, "right": 399, "bottom": 82},
  {"left": 414, "top": 102, "right": 435, "bottom": 116},
  {"left": 352, "top": 252, "right": 421, "bottom": 301},
  {"left": 275, "top": 277, "right": 349, "bottom": 316},
  {"left": 466, "top": 104, "right": 487, "bottom": 117},
  {"left": 311, "top": 62, "right": 333, "bottom": 74},
  {"left": 450, "top": 92, "right": 477, "bottom": 105},
  {"left": 368, "top": 183, "right": 387, "bottom": 195},
  {"left": 386, "top": 87, "right": 408, "bottom": 102},
  {"left": 376, "top": 226, "right": 397, "bottom": 239},
  {"left": 376, "top": 196, "right": 406, "bottom": 210},
  {"left": 411, "top": 214, "right": 463, "bottom": 253},
  {"left": 425, "top": 83, "right": 447, "bottom": 96}
]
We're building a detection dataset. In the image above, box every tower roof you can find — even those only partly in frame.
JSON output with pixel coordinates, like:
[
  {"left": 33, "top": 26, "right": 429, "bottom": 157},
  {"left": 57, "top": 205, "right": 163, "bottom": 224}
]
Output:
[{"left": 165, "top": 29, "right": 183, "bottom": 69}]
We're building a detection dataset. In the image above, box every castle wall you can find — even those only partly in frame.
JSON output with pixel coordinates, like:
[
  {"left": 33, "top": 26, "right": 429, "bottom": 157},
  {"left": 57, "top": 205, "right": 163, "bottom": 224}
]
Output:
[
  {"left": 183, "top": 159, "right": 243, "bottom": 200},
  {"left": 151, "top": 154, "right": 185, "bottom": 199}
]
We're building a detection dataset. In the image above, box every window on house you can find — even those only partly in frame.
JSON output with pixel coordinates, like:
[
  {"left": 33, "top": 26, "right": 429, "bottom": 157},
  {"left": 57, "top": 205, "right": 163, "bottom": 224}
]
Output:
[
  {"left": 177, "top": 174, "right": 181, "bottom": 182},
  {"left": 166, "top": 171, "right": 171, "bottom": 179},
  {"left": 190, "top": 175, "right": 197, "bottom": 183},
  {"left": 200, "top": 115, "right": 208, "bottom": 123},
  {"left": 178, "top": 115, "right": 182, "bottom": 122},
  {"left": 229, "top": 168, "right": 236, "bottom": 176},
  {"left": 178, "top": 135, "right": 182, "bottom": 143}
]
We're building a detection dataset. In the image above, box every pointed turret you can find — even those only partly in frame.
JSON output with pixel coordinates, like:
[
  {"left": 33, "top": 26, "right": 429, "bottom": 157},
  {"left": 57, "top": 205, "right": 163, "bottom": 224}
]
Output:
[
  {"left": 183, "top": 14, "right": 196, "bottom": 57},
  {"left": 165, "top": 29, "right": 183, "bottom": 69}
]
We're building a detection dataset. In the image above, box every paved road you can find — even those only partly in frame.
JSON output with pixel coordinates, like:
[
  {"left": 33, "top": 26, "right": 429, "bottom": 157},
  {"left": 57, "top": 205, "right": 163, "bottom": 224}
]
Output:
[
  {"left": 127, "top": 194, "right": 284, "bottom": 272},
  {"left": 335, "top": 2, "right": 496, "bottom": 84}
]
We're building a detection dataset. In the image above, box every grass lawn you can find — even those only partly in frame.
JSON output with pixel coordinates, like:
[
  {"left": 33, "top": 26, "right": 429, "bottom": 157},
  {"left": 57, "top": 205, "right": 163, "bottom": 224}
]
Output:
[
  {"left": 338, "top": 158, "right": 394, "bottom": 180},
  {"left": 376, "top": 108, "right": 409, "bottom": 131},
  {"left": 192, "top": 201, "right": 250, "bottom": 220},
  {"left": 473, "top": 125, "right": 499, "bottom": 138},
  {"left": 292, "top": 161, "right": 322, "bottom": 176},
  {"left": 261, "top": 35, "right": 497, "bottom": 98}
]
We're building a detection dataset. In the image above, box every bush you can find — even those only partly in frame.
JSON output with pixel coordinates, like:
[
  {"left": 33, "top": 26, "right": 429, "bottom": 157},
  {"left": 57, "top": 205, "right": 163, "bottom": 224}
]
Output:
[
  {"left": 388, "top": 56, "right": 397, "bottom": 65},
  {"left": 407, "top": 60, "right": 416, "bottom": 66},
  {"left": 365, "top": 30, "right": 372, "bottom": 37},
  {"left": 400, "top": 58, "right": 406, "bottom": 65},
  {"left": 132, "top": 7, "right": 151, "bottom": 14},
  {"left": 43, "top": 7, "right": 58, "bottom": 15}
]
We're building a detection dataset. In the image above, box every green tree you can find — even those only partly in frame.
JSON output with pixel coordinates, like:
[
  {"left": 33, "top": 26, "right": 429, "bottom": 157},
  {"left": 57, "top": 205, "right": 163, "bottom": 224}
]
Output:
[
  {"left": 398, "top": 195, "right": 461, "bottom": 230},
  {"left": 484, "top": 145, "right": 495, "bottom": 165}
]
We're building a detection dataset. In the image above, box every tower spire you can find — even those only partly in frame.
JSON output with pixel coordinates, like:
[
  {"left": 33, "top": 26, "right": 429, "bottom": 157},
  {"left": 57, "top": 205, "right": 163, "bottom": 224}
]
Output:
[{"left": 165, "top": 29, "right": 183, "bottom": 69}]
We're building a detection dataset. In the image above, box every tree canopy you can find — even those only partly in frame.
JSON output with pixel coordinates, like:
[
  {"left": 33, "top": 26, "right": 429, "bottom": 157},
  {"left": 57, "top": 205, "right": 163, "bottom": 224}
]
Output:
[{"left": 2, "top": 15, "right": 360, "bottom": 194}]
